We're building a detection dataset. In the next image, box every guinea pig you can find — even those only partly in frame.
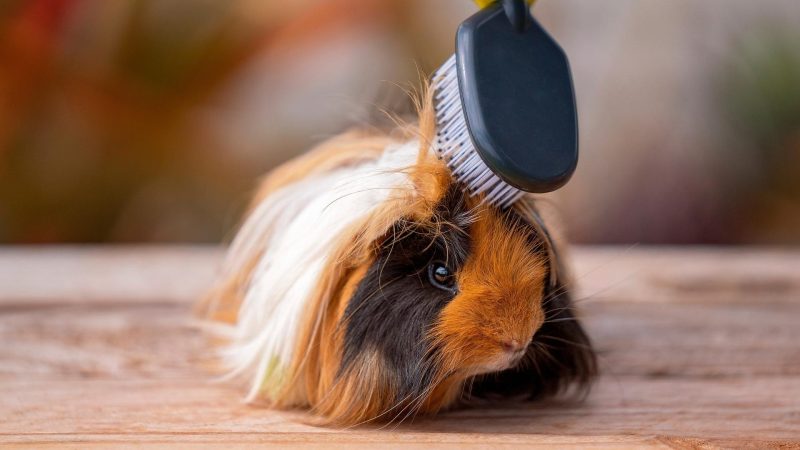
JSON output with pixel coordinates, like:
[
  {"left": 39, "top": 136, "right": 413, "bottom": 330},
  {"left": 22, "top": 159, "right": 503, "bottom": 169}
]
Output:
[{"left": 202, "top": 90, "right": 597, "bottom": 426}]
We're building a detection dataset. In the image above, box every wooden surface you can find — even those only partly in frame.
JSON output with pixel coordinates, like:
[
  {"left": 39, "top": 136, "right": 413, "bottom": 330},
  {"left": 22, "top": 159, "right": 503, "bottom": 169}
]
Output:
[{"left": 1, "top": 246, "right": 799, "bottom": 448}]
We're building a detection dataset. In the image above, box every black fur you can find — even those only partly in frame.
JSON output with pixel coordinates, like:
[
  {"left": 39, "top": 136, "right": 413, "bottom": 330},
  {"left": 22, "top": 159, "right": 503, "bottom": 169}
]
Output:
[{"left": 339, "top": 187, "right": 471, "bottom": 400}]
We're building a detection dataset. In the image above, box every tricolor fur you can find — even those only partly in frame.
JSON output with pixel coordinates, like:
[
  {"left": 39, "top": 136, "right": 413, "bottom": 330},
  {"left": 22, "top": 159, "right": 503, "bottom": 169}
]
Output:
[{"left": 203, "top": 92, "right": 596, "bottom": 425}]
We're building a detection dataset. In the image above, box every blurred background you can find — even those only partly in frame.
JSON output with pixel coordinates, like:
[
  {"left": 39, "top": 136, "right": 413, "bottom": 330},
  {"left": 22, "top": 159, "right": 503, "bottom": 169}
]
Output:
[{"left": 1, "top": 0, "right": 798, "bottom": 245}]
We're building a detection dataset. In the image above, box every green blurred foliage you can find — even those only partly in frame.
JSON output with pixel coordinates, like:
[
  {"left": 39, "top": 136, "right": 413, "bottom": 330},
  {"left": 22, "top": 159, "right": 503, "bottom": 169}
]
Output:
[{"left": 717, "top": 29, "right": 800, "bottom": 243}]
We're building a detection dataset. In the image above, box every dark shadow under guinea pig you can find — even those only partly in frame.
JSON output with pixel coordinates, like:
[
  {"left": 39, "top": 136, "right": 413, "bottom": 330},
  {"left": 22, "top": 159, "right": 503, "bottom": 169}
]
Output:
[{"left": 201, "top": 93, "right": 596, "bottom": 426}]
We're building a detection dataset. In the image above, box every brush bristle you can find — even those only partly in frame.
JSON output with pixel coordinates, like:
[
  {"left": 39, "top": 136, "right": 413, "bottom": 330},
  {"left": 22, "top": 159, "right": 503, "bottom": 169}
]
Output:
[{"left": 432, "top": 55, "right": 524, "bottom": 209}]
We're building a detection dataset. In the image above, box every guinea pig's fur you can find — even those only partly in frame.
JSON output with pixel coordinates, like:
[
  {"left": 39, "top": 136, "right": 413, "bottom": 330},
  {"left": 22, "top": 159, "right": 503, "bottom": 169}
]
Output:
[{"left": 203, "top": 90, "right": 596, "bottom": 426}]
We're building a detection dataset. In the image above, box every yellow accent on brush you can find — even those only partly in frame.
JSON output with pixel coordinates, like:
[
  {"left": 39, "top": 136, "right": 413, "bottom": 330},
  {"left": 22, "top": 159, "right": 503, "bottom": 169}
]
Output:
[{"left": 474, "top": 0, "right": 537, "bottom": 9}]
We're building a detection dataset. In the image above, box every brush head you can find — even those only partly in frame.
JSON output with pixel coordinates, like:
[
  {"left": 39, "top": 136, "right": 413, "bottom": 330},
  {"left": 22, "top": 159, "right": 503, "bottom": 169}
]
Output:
[{"left": 433, "top": 3, "right": 579, "bottom": 208}]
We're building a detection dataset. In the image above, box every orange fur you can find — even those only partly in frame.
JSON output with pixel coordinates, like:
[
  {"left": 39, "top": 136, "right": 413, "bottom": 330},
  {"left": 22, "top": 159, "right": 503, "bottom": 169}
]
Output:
[{"left": 427, "top": 199, "right": 548, "bottom": 391}]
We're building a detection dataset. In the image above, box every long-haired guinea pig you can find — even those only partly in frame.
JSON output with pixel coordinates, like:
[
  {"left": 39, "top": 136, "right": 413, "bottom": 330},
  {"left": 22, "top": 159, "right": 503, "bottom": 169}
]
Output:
[{"left": 202, "top": 90, "right": 597, "bottom": 426}]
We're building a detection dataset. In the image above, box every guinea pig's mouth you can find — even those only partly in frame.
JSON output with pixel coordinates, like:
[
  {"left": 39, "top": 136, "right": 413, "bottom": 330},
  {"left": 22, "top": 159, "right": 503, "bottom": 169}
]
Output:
[
  {"left": 509, "top": 350, "right": 527, "bottom": 365},
  {"left": 503, "top": 349, "right": 527, "bottom": 370},
  {"left": 470, "top": 346, "right": 529, "bottom": 375}
]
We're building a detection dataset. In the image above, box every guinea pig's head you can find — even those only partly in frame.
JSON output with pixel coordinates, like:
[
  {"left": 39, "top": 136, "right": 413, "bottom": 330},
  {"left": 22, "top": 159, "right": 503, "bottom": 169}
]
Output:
[
  {"left": 311, "top": 184, "right": 596, "bottom": 424},
  {"left": 341, "top": 187, "right": 544, "bottom": 383}
]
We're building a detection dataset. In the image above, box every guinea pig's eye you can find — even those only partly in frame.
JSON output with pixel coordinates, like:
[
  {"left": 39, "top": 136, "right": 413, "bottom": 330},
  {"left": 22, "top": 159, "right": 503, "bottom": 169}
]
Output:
[{"left": 428, "top": 262, "right": 457, "bottom": 292}]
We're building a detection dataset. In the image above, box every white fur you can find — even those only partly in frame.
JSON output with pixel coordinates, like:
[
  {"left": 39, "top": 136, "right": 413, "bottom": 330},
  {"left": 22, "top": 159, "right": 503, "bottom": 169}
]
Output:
[{"left": 216, "top": 141, "right": 420, "bottom": 400}]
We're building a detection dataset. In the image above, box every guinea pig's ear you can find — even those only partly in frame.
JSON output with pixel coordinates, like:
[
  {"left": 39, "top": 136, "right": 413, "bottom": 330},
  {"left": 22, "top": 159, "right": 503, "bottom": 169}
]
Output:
[{"left": 467, "top": 198, "right": 597, "bottom": 401}]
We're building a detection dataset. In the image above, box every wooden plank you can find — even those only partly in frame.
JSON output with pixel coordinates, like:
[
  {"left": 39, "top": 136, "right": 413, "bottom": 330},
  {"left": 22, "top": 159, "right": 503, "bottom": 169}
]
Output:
[
  {"left": 0, "top": 246, "right": 220, "bottom": 305},
  {"left": 0, "top": 247, "right": 798, "bottom": 447},
  {"left": 0, "top": 431, "right": 668, "bottom": 449},
  {"left": 2, "top": 246, "right": 800, "bottom": 305},
  {"left": 571, "top": 247, "right": 800, "bottom": 304}
]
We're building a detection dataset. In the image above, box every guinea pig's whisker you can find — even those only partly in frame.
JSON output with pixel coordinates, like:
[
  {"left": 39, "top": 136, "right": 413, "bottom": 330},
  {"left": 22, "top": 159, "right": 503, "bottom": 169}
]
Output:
[
  {"left": 543, "top": 317, "right": 582, "bottom": 324},
  {"left": 543, "top": 305, "right": 579, "bottom": 318},
  {"left": 540, "top": 295, "right": 558, "bottom": 309},
  {"left": 541, "top": 244, "right": 641, "bottom": 310},
  {"left": 538, "top": 335, "right": 595, "bottom": 352},
  {"left": 568, "top": 271, "right": 637, "bottom": 306},
  {"left": 531, "top": 342, "right": 570, "bottom": 372},
  {"left": 541, "top": 287, "right": 571, "bottom": 305},
  {"left": 525, "top": 348, "right": 546, "bottom": 380},
  {"left": 541, "top": 283, "right": 577, "bottom": 307},
  {"left": 570, "top": 243, "right": 641, "bottom": 284}
]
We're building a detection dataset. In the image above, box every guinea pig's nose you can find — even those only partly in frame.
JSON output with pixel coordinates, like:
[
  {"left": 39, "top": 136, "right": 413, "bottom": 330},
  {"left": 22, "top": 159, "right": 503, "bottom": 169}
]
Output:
[{"left": 501, "top": 339, "right": 525, "bottom": 354}]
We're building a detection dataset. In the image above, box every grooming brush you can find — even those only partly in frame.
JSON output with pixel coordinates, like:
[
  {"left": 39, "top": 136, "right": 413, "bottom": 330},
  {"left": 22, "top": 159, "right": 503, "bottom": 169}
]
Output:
[{"left": 432, "top": 0, "right": 579, "bottom": 208}]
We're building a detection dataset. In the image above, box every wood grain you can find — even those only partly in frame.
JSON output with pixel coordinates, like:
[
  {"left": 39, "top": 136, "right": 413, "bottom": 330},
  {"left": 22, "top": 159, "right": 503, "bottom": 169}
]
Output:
[{"left": 0, "top": 246, "right": 798, "bottom": 448}]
